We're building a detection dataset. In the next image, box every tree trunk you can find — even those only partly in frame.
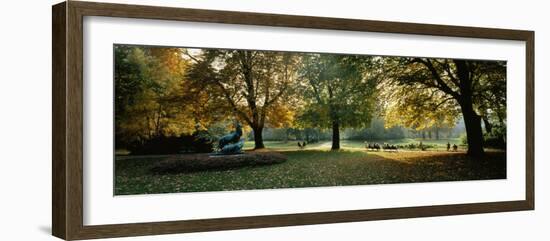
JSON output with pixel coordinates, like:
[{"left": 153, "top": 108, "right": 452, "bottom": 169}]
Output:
[
  {"left": 331, "top": 120, "right": 340, "bottom": 150},
  {"left": 460, "top": 101, "right": 485, "bottom": 157},
  {"left": 435, "top": 127, "right": 440, "bottom": 140},
  {"left": 155, "top": 104, "right": 163, "bottom": 136},
  {"left": 455, "top": 60, "right": 484, "bottom": 157},
  {"left": 252, "top": 126, "right": 265, "bottom": 149},
  {"left": 284, "top": 128, "right": 289, "bottom": 143},
  {"left": 422, "top": 131, "right": 426, "bottom": 140}
]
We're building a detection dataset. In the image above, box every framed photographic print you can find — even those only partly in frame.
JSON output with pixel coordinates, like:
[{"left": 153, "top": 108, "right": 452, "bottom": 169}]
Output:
[{"left": 52, "top": 1, "right": 534, "bottom": 240}]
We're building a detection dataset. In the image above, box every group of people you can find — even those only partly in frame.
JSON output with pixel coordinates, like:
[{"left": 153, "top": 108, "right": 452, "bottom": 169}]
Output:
[
  {"left": 366, "top": 143, "right": 398, "bottom": 152},
  {"left": 419, "top": 141, "right": 459, "bottom": 152},
  {"left": 446, "top": 142, "right": 458, "bottom": 152}
]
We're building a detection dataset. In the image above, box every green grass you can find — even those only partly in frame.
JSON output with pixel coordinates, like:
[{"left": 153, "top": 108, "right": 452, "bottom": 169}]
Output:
[
  {"left": 243, "top": 140, "right": 326, "bottom": 150},
  {"left": 115, "top": 139, "right": 463, "bottom": 155},
  {"left": 244, "top": 138, "right": 463, "bottom": 151},
  {"left": 115, "top": 148, "right": 506, "bottom": 195}
]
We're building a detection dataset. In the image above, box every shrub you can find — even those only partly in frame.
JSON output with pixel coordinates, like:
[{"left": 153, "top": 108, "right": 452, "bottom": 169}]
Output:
[
  {"left": 484, "top": 124, "right": 506, "bottom": 149},
  {"left": 483, "top": 135, "right": 505, "bottom": 149},
  {"left": 460, "top": 133, "right": 468, "bottom": 145},
  {"left": 128, "top": 132, "right": 213, "bottom": 155},
  {"left": 402, "top": 143, "right": 436, "bottom": 150}
]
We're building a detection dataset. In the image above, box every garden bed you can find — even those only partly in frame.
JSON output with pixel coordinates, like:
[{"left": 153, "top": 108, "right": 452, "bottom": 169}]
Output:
[{"left": 150, "top": 151, "right": 287, "bottom": 174}]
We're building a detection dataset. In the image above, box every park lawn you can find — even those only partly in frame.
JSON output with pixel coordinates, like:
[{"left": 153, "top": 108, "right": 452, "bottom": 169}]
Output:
[
  {"left": 243, "top": 140, "right": 326, "bottom": 150},
  {"left": 244, "top": 139, "right": 463, "bottom": 152},
  {"left": 114, "top": 139, "right": 463, "bottom": 157},
  {"left": 115, "top": 148, "right": 506, "bottom": 195},
  {"left": 339, "top": 138, "right": 464, "bottom": 150}
]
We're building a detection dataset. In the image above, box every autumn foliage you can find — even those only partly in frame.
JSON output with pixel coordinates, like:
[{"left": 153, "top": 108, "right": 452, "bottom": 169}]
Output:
[{"left": 115, "top": 45, "right": 506, "bottom": 156}]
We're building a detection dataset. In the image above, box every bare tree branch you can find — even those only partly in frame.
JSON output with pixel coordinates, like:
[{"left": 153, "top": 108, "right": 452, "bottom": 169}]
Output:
[{"left": 413, "top": 58, "right": 460, "bottom": 99}]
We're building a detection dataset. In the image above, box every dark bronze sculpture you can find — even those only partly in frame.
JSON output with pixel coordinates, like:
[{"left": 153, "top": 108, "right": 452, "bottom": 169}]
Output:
[{"left": 217, "top": 123, "right": 244, "bottom": 154}]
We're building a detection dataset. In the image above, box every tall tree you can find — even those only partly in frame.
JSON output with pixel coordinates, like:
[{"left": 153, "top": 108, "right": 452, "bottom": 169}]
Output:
[
  {"left": 114, "top": 46, "right": 202, "bottom": 147},
  {"left": 386, "top": 58, "right": 506, "bottom": 156},
  {"left": 187, "top": 49, "right": 299, "bottom": 149},
  {"left": 383, "top": 80, "right": 461, "bottom": 137},
  {"left": 298, "top": 54, "right": 378, "bottom": 150},
  {"left": 473, "top": 61, "right": 507, "bottom": 132}
]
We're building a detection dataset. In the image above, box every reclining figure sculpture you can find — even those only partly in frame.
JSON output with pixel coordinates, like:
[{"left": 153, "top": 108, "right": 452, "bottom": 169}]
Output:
[{"left": 217, "top": 123, "right": 244, "bottom": 154}]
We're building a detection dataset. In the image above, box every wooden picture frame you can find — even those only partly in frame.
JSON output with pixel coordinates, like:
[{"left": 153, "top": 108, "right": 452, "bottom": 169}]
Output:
[{"left": 52, "top": 1, "right": 534, "bottom": 240}]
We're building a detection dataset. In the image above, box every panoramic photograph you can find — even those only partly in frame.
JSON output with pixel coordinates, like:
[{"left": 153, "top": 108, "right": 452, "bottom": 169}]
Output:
[{"left": 114, "top": 44, "right": 507, "bottom": 195}]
